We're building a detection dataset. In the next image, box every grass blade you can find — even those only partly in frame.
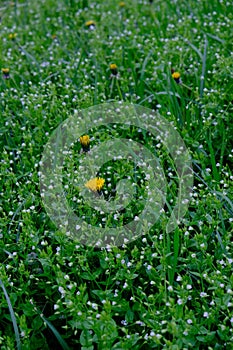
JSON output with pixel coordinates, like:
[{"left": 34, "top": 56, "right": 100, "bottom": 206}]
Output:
[
  {"left": 205, "top": 32, "right": 225, "bottom": 44},
  {"left": 200, "top": 35, "right": 208, "bottom": 98},
  {"left": 183, "top": 38, "right": 203, "bottom": 60},
  {"left": 40, "top": 315, "right": 71, "bottom": 350},
  {"left": 0, "top": 279, "right": 21, "bottom": 350},
  {"left": 207, "top": 131, "right": 220, "bottom": 182},
  {"left": 168, "top": 228, "right": 180, "bottom": 285}
]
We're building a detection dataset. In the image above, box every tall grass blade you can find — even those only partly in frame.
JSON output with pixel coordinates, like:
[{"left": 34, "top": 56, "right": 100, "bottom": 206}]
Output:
[
  {"left": 40, "top": 314, "right": 71, "bottom": 350},
  {"left": 207, "top": 131, "right": 220, "bottom": 182},
  {"left": 169, "top": 228, "right": 180, "bottom": 285},
  {"left": 205, "top": 33, "right": 225, "bottom": 44},
  {"left": 200, "top": 35, "right": 208, "bottom": 98},
  {"left": 183, "top": 38, "right": 203, "bottom": 60},
  {"left": 0, "top": 279, "right": 21, "bottom": 350}
]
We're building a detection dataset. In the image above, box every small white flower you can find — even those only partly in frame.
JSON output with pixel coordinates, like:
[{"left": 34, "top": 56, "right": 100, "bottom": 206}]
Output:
[
  {"left": 58, "top": 286, "right": 64, "bottom": 293},
  {"left": 58, "top": 286, "right": 65, "bottom": 298}
]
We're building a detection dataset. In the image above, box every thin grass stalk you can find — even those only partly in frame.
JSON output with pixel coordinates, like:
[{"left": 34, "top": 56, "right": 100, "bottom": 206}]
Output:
[{"left": 0, "top": 279, "right": 21, "bottom": 350}]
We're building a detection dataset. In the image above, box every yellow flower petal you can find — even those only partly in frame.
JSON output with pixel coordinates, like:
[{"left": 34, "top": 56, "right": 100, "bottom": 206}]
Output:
[
  {"left": 172, "top": 72, "right": 181, "bottom": 79},
  {"left": 85, "top": 177, "right": 105, "bottom": 192}
]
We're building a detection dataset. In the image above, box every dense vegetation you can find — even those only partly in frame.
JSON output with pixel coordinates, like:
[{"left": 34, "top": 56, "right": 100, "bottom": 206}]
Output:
[{"left": 0, "top": 0, "right": 233, "bottom": 349}]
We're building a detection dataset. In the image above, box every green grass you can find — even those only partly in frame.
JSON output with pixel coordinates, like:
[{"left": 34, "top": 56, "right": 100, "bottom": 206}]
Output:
[{"left": 1, "top": 0, "right": 233, "bottom": 349}]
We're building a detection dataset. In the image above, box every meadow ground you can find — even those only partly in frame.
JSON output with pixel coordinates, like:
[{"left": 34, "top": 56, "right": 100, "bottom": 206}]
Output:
[{"left": 0, "top": 0, "right": 233, "bottom": 349}]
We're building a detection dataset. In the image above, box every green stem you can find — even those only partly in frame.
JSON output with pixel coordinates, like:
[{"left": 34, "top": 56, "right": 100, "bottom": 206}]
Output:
[{"left": 115, "top": 77, "right": 124, "bottom": 100}]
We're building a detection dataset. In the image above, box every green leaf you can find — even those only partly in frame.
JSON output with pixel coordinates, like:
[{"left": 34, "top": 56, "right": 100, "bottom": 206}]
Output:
[
  {"left": 69, "top": 320, "right": 82, "bottom": 330},
  {"left": 32, "top": 315, "right": 44, "bottom": 330},
  {"left": 80, "top": 329, "right": 93, "bottom": 347},
  {"left": 80, "top": 272, "right": 95, "bottom": 280},
  {"left": 82, "top": 320, "right": 95, "bottom": 330},
  {"left": 196, "top": 332, "right": 216, "bottom": 343},
  {"left": 99, "top": 259, "right": 108, "bottom": 269},
  {"left": 125, "top": 309, "right": 134, "bottom": 323}
]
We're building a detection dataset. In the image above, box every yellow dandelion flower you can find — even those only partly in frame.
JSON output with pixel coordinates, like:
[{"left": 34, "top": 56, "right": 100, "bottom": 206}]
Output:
[
  {"left": 172, "top": 71, "right": 181, "bottom": 84},
  {"left": 2, "top": 68, "right": 10, "bottom": 79},
  {"left": 110, "top": 63, "right": 117, "bottom": 70},
  {"left": 2, "top": 68, "right": 10, "bottom": 74},
  {"left": 110, "top": 63, "right": 118, "bottom": 75},
  {"left": 85, "top": 20, "right": 96, "bottom": 27},
  {"left": 172, "top": 72, "right": 181, "bottom": 79},
  {"left": 80, "top": 135, "right": 90, "bottom": 152},
  {"left": 119, "top": 1, "right": 126, "bottom": 7},
  {"left": 85, "top": 177, "right": 105, "bottom": 192},
  {"left": 8, "top": 33, "right": 17, "bottom": 40}
]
